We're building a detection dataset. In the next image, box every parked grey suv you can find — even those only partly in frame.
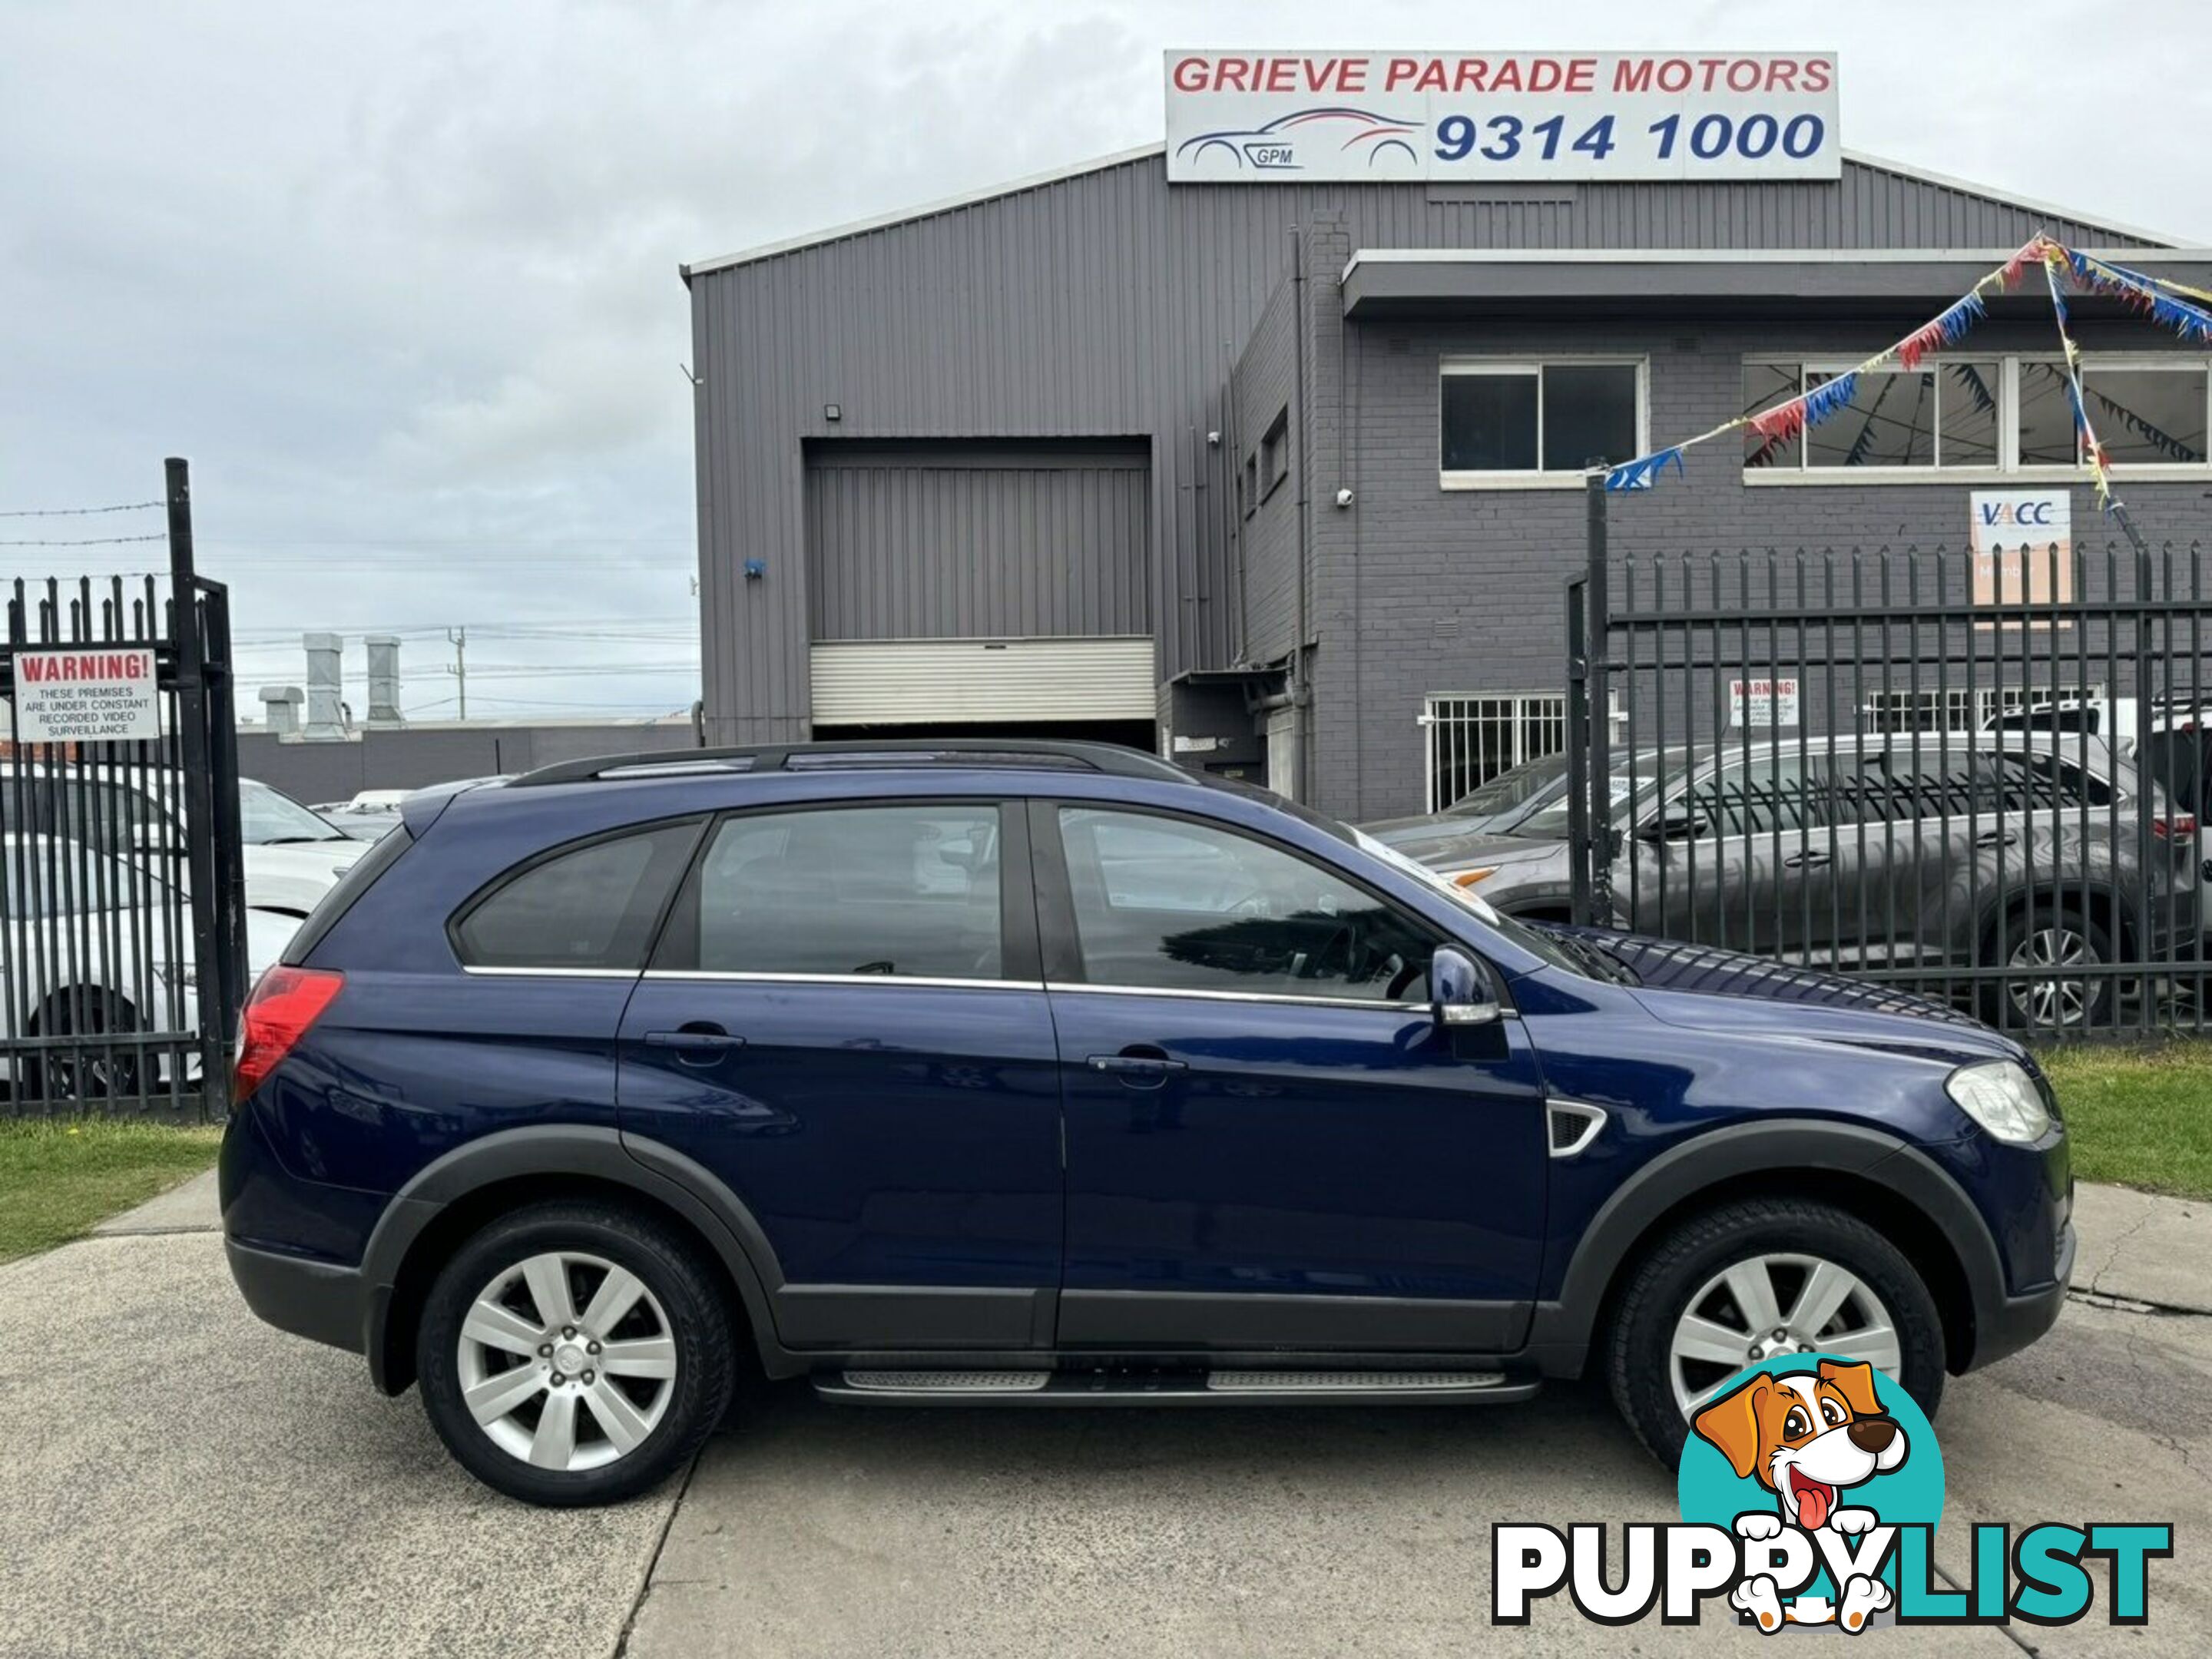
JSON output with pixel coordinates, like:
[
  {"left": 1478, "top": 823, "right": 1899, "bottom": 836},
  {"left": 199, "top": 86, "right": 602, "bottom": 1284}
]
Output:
[{"left": 1413, "top": 733, "right": 2199, "bottom": 1028}]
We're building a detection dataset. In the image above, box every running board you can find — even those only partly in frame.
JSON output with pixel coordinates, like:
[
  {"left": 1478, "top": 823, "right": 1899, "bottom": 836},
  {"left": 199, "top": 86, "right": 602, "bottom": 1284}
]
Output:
[{"left": 816, "top": 1366, "right": 1537, "bottom": 1407}]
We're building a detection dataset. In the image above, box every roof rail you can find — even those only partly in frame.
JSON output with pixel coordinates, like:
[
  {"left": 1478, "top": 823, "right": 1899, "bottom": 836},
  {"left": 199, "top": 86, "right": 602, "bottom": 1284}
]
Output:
[{"left": 508, "top": 737, "right": 1192, "bottom": 789}]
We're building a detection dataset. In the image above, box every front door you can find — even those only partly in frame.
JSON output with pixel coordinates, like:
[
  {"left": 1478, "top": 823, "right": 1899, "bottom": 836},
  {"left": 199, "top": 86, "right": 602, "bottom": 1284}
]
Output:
[
  {"left": 616, "top": 798, "right": 1064, "bottom": 1350},
  {"left": 1036, "top": 802, "right": 1548, "bottom": 1353}
]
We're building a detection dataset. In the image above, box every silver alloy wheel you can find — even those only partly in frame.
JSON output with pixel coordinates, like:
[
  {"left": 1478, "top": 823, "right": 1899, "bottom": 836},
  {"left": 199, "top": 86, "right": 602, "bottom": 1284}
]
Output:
[
  {"left": 1669, "top": 1252, "right": 1903, "bottom": 1419},
  {"left": 455, "top": 1250, "right": 677, "bottom": 1472},
  {"left": 2007, "top": 926, "right": 2095, "bottom": 1028}
]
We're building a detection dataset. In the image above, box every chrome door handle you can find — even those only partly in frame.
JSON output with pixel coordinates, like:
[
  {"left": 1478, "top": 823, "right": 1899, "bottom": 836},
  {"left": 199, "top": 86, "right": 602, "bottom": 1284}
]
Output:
[
  {"left": 1975, "top": 830, "right": 2019, "bottom": 849},
  {"left": 1783, "top": 851, "right": 1832, "bottom": 869},
  {"left": 644, "top": 1026, "right": 747, "bottom": 1067},
  {"left": 1087, "top": 1054, "right": 1187, "bottom": 1075}
]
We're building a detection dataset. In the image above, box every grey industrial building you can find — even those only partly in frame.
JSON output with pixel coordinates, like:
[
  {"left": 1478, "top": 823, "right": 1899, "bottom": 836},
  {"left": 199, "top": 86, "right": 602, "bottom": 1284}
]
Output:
[{"left": 682, "top": 143, "right": 2212, "bottom": 822}]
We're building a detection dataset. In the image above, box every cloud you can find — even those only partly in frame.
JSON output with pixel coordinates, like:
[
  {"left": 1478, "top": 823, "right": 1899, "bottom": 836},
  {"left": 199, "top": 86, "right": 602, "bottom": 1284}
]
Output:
[{"left": 1, "top": 0, "right": 2205, "bottom": 727}]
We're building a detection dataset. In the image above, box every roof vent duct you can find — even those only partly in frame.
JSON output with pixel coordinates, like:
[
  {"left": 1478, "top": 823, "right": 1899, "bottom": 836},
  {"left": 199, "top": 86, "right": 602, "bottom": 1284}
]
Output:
[
  {"left": 301, "top": 632, "right": 347, "bottom": 742},
  {"left": 365, "top": 634, "right": 403, "bottom": 728},
  {"left": 258, "top": 684, "right": 303, "bottom": 739}
]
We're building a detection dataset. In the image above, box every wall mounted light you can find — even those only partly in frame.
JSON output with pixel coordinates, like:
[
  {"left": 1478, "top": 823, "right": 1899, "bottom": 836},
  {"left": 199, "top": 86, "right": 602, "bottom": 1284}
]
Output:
[{"left": 823, "top": 402, "right": 842, "bottom": 422}]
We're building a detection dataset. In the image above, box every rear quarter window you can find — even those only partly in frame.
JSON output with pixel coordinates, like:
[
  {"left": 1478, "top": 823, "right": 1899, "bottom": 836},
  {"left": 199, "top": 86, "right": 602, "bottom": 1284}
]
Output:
[{"left": 449, "top": 820, "right": 702, "bottom": 971}]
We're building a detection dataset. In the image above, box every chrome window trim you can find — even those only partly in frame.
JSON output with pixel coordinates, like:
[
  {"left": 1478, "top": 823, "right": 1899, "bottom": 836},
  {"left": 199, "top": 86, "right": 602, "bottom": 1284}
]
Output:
[
  {"left": 641, "top": 969, "right": 1040, "bottom": 992},
  {"left": 1044, "top": 980, "right": 1445, "bottom": 1015},
  {"left": 459, "top": 965, "right": 642, "bottom": 980}
]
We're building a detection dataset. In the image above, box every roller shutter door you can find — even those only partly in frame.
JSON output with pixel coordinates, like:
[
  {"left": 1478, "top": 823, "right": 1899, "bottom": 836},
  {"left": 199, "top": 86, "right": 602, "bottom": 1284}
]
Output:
[
  {"left": 810, "top": 637, "right": 1155, "bottom": 724},
  {"left": 803, "top": 442, "right": 1153, "bottom": 727}
]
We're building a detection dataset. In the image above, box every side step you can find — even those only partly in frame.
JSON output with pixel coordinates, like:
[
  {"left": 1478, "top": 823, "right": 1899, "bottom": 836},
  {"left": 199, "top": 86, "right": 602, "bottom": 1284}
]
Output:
[{"left": 816, "top": 1366, "right": 1538, "bottom": 1407}]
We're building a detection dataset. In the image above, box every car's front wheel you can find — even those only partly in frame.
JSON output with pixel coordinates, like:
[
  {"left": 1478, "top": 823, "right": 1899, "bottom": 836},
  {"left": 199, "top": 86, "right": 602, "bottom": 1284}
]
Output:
[
  {"left": 417, "top": 1201, "right": 736, "bottom": 1506},
  {"left": 1605, "top": 1197, "right": 1945, "bottom": 1466}
]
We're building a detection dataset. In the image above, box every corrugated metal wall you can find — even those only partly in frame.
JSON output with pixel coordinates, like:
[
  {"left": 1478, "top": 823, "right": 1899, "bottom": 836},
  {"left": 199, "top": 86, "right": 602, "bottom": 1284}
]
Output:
[
  {"left": 690, "top": 149, "right": 2161, "bottom": 742},
  {"left": 804, "top": 442, "right": 1148, "bottom": 641}
]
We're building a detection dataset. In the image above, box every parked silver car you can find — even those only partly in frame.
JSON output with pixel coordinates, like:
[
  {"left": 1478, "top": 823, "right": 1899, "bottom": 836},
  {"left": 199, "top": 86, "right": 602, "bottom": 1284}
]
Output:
[{"left": 1416, "top": 732, "right": 2199, "bottom": 1028}]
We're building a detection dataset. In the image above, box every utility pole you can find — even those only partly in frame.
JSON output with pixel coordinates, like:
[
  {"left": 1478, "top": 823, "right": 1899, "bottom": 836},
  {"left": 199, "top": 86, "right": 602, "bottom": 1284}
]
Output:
[{"left": 447, "top": 625, "right": 468, "bottom": 720}]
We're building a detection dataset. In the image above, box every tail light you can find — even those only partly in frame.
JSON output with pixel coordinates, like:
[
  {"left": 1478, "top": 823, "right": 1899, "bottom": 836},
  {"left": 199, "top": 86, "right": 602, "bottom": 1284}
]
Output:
[
  {"left": 231, "top": 965, "right": 345, "bottom": 1104},
  {"left": 2154, "top": 813, "right": 2197, "bottom": 841}
]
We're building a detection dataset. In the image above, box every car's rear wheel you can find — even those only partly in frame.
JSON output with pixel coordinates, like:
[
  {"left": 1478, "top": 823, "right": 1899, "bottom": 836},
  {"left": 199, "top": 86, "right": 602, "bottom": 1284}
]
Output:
[
  {"left": 417, "top": 1201, "right": 735, "bottom": 1506},
  {"left": 28, "top": 991, "right": 141, "bottom": 1103},
  {"left": 1980, "top": 904, "right": 2114, "bottom": 1031},
  {"left": 1605, "top": 1197, "right": 1945, "bottom": 1466}
]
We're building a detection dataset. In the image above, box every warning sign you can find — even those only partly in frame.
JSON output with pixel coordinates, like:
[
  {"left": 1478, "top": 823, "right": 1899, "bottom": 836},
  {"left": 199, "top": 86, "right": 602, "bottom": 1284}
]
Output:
[
  {"left": 11, "top": 648, "right": 161, "bottom": 743},
  {"left": 1728, "top": 675, "right": 1800, "bottom": 728}
]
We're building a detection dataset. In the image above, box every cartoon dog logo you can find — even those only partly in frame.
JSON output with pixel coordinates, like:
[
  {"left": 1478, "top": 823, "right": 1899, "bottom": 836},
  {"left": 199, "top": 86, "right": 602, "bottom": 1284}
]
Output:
[{"left": 1691, "top": 1359, "right": 1908, "bottom": 1632}]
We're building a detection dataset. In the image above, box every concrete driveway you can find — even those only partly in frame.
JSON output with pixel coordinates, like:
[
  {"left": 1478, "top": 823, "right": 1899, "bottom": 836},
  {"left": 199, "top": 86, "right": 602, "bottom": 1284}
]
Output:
[{"left": 5, "top": 1178, "right": 2206, "bottom": 1657}]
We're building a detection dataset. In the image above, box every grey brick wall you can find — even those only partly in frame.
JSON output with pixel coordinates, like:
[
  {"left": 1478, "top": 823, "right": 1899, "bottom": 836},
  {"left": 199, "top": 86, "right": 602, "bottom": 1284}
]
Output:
[{"left": 1304, "top": 302, "right": 2212, "bottom": 823}]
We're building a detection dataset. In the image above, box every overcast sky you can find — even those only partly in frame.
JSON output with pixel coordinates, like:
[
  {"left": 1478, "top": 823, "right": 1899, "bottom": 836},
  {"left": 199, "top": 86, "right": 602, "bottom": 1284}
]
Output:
[{"left": 3, "top": 1, "right": 2206, "bottom": 727}]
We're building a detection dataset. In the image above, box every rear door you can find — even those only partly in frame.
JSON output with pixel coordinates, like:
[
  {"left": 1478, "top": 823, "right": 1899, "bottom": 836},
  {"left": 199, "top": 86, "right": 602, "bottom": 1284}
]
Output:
[
  {"left": 615, "top": 798, "right": 1065, "bottom": 1351},
  {"left": 1628, "top": 753, "right": 1847, "bottom": 960}
]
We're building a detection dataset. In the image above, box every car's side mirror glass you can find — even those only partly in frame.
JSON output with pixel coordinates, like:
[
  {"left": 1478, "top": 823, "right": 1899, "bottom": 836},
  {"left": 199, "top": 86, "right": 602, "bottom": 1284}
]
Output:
[
  {"left": 1430, "top": 944, "right": 1502, "bottom": 1028},
  {"left": 1639, "top": 809, "right": 1709, "bottom": 843}
]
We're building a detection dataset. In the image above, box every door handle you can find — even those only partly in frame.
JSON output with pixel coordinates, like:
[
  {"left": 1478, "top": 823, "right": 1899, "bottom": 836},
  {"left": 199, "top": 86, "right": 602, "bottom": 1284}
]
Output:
[
  {"left": 1975, "top": 830, "right": 2019, "bottom": 849},
  {"left": 1783, "top": 851, "right": 1832, "bottom": 869},
  {"left": 644, "top": 1024, "right": 747, "bottom": 1067},
  {"left": 1086, "top": 1051, "right": 1188, "bottom": 1089}
]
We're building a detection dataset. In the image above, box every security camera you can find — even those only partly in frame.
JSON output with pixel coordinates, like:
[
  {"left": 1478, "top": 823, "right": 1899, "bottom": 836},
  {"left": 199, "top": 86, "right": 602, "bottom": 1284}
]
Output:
[{"left": 1335, "top": 487, "right": 1355, "bottom": 508}]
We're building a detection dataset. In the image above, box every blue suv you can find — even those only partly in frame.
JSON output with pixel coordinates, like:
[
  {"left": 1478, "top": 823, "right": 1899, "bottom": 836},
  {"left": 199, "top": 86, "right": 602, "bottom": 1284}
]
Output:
[{"left": 221, "top": 740, "right": 2073, "bottom": 1506}]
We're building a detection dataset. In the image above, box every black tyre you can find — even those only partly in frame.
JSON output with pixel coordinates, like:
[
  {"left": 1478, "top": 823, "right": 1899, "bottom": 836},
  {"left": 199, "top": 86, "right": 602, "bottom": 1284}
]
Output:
[
  {"left": 1606, "top": 1198, "right": 1945, "bottom": 1468},
  {"left": 1979, "top": 903, "right": 2115, "bottom": 1031},
  {"left": 28, "top": 991, "right": 142, "bottom": 1104},
  {"left": 418, "top": 1201, "right": 736, "bottom": 1507}
]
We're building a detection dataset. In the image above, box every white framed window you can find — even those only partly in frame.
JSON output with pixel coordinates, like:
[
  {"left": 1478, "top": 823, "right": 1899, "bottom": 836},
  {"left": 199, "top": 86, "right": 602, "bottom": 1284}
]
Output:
[
  {"left": 2013, "top": 356, "right": 2208, "bottom": 471},
  {"left": 1746, "top": 355, "right": 2212, "bottom": 483},
  {"left": 1440, "top": 358, "right": 1647, "bottom": 488},
  {"left": 1419, "top": 692, "right": 1568, "bottom": 813}
]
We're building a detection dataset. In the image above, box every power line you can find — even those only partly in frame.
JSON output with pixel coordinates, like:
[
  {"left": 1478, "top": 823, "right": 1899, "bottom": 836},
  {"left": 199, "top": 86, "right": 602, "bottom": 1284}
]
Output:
[
  {"left": 0, "top": 532, "right": 168, "bottom": 548},
  {"left": 0, "top": 500, "right": 163, "bottom": 518}
]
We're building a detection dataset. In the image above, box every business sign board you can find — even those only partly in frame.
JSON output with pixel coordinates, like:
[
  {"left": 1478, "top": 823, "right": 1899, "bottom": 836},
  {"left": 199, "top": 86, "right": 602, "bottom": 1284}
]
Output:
[
  {"left": 10, "top": 647, "right": 161, "bottom": 743},
  {"left": 1164, "top": 51, "right": 1840, "bottom": 183},
  {"left": 1970, "top": 490, "right": 2073, "bottom": 621},
  {"left": 1729, "top": 676, "right": 1801, "bottom": 729}
]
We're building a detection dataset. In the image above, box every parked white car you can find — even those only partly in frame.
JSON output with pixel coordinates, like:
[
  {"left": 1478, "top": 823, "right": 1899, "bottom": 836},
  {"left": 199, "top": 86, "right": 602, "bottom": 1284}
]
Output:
[
  {"left": 1, "top": 833, "right": 294, "bottom": 1099},
  {"left": 0, "top": 765, "right": 366, "bottom": 919},
  {"left": 236, "top": 778, "right": 371, "bottom": 916}
]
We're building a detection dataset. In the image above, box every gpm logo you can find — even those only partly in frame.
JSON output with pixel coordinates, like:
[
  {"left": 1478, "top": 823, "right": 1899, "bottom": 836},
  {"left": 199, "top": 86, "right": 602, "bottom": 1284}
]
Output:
[{"left": 1492, "top": 1356, "right": 2172, "bottom": 1632}]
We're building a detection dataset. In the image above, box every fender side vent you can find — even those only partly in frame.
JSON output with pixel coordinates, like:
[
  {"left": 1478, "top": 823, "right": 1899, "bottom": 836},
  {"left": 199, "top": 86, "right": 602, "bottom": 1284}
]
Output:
[{"left": 1547, "top": 1100, "right": 1608, "bottom": 1158}]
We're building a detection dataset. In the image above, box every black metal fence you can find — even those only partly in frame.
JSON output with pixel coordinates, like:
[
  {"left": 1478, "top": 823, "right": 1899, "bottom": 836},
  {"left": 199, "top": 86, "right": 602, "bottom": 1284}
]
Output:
[
  {"left": 0, "top": 460, "right": 248, "bottom": 1118},
  {"left": 1567, "top": 523, "right": 2212, "bottom": 1038}
]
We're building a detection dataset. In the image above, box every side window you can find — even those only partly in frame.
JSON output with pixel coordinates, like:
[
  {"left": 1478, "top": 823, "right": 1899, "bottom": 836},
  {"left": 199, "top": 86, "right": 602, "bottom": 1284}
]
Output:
[
  {"left": 677, "top": 803, "right": 1004, "bottom": 979},
  {"left": 1057, "top": 806, "right": 1439, "bottom": 1002},
  {"left": 1685, "top": 755, "right": 1826, "bottom": 836},
  {"left": 55, "top": 783, "right": 165, "bottom": 856},
  {"left": 1846, "top": 748, "right": 2040, "bottom": 821},
  {"left": 452, "top": 821, "right": 700, "bottom": 970}
]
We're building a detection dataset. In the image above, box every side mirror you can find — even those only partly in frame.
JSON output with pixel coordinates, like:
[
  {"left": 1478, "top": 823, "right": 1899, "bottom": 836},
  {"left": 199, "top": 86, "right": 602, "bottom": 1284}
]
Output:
[
  {"left": 1639, "top": 809, "right": 1710, "bottom": 844},
  {"left": 1430, "top": 945, "right": 1502, "bottom": 1028}
]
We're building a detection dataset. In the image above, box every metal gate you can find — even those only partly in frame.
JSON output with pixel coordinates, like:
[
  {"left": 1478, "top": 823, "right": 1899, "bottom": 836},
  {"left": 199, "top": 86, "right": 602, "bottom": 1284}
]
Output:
[
  {"left": 0, "top": 459, "right": 247, "bottom": 1118},
  {"left": 1567, "top": 475, "right": 2212, "bottom": 1037}
]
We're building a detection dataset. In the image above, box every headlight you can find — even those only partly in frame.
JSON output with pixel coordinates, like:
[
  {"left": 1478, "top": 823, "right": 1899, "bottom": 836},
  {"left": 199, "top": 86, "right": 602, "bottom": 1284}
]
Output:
[
  {"left": 1946, "top": 1060, "right": 2052, "bottom": 1144},
  {"left": 1450, "top": 866, "right": 1498, "bottom": 889}
]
